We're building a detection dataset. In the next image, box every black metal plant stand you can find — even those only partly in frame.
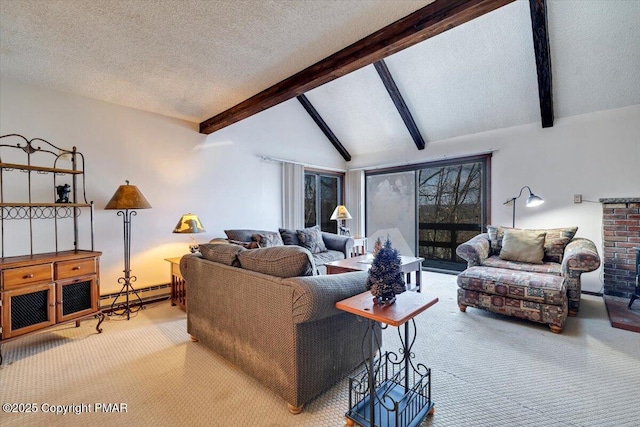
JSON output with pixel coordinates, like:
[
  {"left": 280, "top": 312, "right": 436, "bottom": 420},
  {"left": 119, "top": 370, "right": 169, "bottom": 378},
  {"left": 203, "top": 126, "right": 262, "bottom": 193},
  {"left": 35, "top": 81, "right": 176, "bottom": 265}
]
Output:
[
  {"left": 109, "top": 209, "right": 144, "bottom": 320},
  {"left": 347, "top": 318, "right": 433, "bottom": 427}
]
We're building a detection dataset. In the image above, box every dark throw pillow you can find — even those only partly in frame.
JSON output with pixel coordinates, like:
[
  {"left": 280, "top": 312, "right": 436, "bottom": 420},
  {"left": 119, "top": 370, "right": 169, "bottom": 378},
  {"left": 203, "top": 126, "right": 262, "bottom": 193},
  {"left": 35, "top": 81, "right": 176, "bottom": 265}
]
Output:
[{"left": 279, "top": 228, "right": 300, "bottom": 246}]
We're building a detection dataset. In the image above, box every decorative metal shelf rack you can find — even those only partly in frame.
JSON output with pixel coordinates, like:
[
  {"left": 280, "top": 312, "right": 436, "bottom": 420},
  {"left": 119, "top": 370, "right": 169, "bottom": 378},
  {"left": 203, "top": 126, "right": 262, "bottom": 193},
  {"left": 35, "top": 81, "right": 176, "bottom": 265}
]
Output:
[
  {"left": 0, "top": 134, "right": 95, "bottom": 256},
  {"left": 0, "top": 134, "right": 102, "bottom": 365}
]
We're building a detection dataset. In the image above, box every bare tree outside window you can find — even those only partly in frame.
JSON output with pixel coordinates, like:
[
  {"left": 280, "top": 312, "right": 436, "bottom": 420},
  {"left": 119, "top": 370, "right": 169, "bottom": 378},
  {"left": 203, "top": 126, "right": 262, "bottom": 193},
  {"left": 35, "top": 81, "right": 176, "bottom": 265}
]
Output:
[
  {"left": 304, "top": 172, "right": 342, "bottom": 233},
  {"left": 304, "top": 174, "right": 317, "bottom": 228},
  {"left": 418, "top": 162, "right": 483, "bottom": 268}
]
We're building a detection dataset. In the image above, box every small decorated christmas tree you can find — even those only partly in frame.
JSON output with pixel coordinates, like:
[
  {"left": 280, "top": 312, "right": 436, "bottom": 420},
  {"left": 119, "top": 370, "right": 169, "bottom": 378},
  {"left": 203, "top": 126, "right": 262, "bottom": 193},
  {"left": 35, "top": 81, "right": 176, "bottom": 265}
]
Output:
[
  {"left": 372, "top": 237, "right": 383, "bottom": 256},
  {"left": 365, "top": 237, "right": 406, "bottom": 305}
]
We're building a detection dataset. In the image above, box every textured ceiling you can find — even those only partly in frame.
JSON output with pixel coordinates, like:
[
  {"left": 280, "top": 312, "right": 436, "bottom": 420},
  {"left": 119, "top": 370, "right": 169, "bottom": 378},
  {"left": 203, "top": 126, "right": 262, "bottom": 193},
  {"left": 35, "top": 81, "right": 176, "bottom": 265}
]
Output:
[
  {"left": 1, "top": 0, "right": 639, "bottom": 157},
  {"left": 0, "top": 0, "right": 433, "bottom": 122}
]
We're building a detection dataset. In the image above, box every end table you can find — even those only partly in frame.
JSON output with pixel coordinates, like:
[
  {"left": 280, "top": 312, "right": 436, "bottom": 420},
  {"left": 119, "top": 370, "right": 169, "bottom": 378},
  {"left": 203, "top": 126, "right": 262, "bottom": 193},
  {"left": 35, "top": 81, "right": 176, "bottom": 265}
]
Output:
[
  {"left": 351, "top": 237, "right": 368, "bottom": 257},
  {"left": 336, "top": 291, "right": 438, "bottom": 427},
  {"left": 165, "top": 257, "right": 186, "bottom": 309}
]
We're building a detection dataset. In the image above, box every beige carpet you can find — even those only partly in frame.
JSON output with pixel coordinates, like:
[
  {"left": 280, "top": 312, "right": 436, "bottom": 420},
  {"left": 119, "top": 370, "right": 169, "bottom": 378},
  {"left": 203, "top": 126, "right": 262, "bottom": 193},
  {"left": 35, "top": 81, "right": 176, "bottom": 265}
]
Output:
[{"left": 1, "top": 272, "right": 639, "bottom": 427}]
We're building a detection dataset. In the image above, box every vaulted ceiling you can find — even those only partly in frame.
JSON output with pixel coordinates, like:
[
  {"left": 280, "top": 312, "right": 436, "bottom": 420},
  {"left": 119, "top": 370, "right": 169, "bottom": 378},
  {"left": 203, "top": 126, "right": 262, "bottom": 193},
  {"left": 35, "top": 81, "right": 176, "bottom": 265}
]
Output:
[{"left": 1, "top": 1, "right": 639, "bottom": 161}]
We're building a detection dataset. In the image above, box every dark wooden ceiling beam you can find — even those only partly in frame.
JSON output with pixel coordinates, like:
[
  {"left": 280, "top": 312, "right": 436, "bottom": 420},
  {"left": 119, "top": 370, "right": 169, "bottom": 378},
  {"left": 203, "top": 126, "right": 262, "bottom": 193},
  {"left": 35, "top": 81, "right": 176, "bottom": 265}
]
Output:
[
  {"left": 200, "top": 0, "right": 515, "bottom": 134},
  {"left": 296, "top": 95, "right": 351, "bottom": 161},
  {"left": 374, "top": 60, "right": 426, "bottom": 150},
  {"left": 529, "top": 0, "right": 554, "bottom": 128}
]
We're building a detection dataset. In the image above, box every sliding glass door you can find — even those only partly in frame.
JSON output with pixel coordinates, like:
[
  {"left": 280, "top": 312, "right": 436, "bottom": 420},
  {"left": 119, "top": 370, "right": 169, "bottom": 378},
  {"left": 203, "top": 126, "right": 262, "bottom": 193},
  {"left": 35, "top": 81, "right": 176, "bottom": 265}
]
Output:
[{"left": 366, "top": 155, "right": 490, "bottom": 271}]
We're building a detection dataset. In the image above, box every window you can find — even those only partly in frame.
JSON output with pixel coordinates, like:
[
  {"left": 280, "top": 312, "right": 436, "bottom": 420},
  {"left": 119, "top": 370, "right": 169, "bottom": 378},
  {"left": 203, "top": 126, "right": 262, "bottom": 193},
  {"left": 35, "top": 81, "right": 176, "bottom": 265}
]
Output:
[{"left": 304, "top": 171, "right": 343, "bottom": 233}]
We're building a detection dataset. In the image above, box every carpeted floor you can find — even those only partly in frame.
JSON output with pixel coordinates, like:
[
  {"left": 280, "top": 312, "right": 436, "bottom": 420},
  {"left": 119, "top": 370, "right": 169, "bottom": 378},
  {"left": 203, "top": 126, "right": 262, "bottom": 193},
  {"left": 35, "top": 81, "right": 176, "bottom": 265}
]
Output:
[{"left": 1, "top": 272, "right": 639, "bottom": 427}]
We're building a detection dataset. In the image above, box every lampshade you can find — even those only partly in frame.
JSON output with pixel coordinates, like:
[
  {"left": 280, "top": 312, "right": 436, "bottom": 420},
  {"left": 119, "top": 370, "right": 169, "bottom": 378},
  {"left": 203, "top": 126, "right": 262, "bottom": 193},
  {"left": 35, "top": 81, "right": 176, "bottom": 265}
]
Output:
[
  {"left": 330, "top": 205, "right": 352, "bottom": 221},
  {"left": 525, "top": 193, "right": 544, "bottom": 207},
  {"left": 173, "top": 213, "right": 206, "bottom": 234},
  {"left": 105, "top": 180, "right": 151, "bottom": 210},
  {"left": 504, "top": 185, "right": 544, "bottom": 228}
]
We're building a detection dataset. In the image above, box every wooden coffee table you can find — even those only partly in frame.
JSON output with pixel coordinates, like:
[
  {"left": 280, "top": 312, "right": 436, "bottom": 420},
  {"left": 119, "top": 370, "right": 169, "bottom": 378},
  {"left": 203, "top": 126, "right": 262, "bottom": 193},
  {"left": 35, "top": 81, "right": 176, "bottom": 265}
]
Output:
[{"left": 326, "top": 254, "right": 424, "bottom": 292}]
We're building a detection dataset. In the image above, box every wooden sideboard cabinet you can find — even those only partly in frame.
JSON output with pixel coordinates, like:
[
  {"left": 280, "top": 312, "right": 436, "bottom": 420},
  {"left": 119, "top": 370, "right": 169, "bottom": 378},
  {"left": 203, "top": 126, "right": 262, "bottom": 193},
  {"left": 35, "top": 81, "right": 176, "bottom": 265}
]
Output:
[
  {"left": 0, "top": 251, "right": 103, "bottom": 342},
  {"left": 0, "top": 134, "right": 103, "bottom": 364}
]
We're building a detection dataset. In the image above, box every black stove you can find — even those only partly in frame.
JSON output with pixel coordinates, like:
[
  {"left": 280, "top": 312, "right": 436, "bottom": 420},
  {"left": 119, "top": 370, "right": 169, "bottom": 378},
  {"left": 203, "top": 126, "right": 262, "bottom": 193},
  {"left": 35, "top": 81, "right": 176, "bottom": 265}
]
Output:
[{"left": 629, "top": 247, "right": 640, "bottom": 309}]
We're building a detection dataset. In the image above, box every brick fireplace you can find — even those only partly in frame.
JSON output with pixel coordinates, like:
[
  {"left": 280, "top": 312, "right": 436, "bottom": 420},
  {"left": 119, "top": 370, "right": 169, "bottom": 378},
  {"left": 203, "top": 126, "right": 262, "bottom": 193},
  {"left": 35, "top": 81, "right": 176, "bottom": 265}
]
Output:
[{"left": 600, "top": 198, "right": 640, "bottom": 298}]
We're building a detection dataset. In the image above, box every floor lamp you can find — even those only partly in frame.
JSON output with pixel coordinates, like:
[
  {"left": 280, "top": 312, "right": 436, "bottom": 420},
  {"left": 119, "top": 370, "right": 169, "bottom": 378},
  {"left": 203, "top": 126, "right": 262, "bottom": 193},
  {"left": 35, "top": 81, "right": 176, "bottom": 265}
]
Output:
[
  {"left": 504, "top": 185, "right": 544, "bottom": 227},
  {"left": 105, "top": 180, "right": 151, "bottom": 320}
]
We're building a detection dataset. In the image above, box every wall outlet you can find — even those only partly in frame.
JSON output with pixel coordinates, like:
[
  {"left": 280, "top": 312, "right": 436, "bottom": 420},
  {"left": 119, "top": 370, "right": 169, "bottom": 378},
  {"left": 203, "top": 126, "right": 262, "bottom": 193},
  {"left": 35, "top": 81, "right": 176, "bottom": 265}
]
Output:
[{"left": 574, "top": 194, "right": 582, "bottom": 204}]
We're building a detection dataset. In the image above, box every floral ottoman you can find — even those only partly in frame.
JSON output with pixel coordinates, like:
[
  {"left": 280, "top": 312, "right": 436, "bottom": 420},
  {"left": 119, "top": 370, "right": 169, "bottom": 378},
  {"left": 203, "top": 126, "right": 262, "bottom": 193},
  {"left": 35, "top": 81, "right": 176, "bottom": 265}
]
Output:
[{"left": 457, "top": 266, "right": 567, "bottom": 333}]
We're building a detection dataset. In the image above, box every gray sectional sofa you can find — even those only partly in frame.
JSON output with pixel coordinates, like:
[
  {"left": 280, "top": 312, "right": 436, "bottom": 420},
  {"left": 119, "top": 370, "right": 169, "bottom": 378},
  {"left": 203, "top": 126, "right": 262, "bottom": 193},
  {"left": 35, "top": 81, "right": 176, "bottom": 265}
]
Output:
[{"left": 180, "top": 243, "right": 378, "bottom": 413}]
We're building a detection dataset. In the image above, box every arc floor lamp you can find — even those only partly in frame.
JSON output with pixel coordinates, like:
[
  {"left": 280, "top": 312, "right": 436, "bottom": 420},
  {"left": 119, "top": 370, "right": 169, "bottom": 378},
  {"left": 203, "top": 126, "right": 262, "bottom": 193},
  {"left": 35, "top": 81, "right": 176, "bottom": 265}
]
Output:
[
  {"left": 504, "top": 185, "right": 544, "bottom": 227},
  {"left": 105, "top": 180, "right": 151, "bottom": 320}
]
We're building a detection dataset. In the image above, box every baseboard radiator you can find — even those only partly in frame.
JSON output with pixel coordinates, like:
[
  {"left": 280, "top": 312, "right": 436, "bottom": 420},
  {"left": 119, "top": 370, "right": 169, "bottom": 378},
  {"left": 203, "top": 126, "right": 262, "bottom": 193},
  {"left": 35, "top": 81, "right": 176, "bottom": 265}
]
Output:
[{"left": 99, "top": 283, "right": 171, "bottom": 311}]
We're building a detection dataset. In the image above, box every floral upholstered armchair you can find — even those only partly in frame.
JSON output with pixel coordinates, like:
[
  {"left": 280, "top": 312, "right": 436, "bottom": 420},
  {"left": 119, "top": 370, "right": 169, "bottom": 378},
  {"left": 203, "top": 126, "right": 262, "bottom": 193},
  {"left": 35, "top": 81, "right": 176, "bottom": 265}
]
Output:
[{"left": 456, "top": 226, "right": 600, "bottom": 332}]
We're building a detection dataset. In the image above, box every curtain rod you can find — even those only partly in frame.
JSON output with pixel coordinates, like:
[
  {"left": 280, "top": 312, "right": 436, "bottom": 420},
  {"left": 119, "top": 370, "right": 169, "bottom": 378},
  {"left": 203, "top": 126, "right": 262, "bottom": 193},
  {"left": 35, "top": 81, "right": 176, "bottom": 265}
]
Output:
[
  {"left": 258, "top": 155, "right": 346, "bottom": 173},
  {"left": 346, "top": 149, "right": 498, "bottom": 171}
]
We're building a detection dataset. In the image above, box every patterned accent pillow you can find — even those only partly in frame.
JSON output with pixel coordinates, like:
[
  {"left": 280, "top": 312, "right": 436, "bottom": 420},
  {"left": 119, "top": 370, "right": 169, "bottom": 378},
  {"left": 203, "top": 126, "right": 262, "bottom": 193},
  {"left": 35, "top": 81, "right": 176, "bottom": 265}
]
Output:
[
  {"left": 252, "top": 231, "right": 284, "bottom": 248},
  {"left": 531, "top": 227, "right": 578, "bottom": 263},
  {"left": 487, "top": 225, "right": 509, "bottom": 253},
  {"left": 296, "top": 225, "right": 327, "bottom": 254},
  {"left": 278, "top": 228, "right": 300, "bottom": 246},
  {"left": 238, "top": 246, "right": 316, "bottom": 277},
  {"left": 198, "top": 243, "right": 245, "bottom": 267}
]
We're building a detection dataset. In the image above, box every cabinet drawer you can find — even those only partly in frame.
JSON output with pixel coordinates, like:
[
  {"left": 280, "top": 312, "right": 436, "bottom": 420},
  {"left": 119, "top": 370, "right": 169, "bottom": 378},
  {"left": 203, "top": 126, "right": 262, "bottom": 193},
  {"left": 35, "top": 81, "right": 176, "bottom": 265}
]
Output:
[
  {"left": 55, "top": 258, "right": 97, "bottom": 280},
  {"left": 2, "top": 263, "right": 53, "bottom": 290}
]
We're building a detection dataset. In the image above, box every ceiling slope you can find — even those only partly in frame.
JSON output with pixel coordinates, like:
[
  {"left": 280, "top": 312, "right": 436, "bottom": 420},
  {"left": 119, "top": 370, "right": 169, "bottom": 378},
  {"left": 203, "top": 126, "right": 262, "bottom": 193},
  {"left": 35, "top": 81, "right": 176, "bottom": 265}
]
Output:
[{"left": 199, "top": 0, "right": 515, "bottom": 134}]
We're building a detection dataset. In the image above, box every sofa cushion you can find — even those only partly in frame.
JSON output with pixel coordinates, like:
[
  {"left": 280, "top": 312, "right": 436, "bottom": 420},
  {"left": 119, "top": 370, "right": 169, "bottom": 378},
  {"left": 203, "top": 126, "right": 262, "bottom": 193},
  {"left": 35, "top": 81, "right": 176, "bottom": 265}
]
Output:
[
  {"left": 252, "top": 231, "right": 284, "bottom": 248},
  {"left": 208, "top": 238, "right": 231, "bottom": 244},
  {"left": 238, "top": 245, "right": 316, "bottom": 278},
  {"left": 312, "top": 249, "right": 345, "bottom": 266},
  {"left": 224, "top": 229, "right": 273, "bottom": 242},
  {"left": 487, "top": 225, "right": 578, "bottom": 262},
  {"left": 229, "top": 239, "right": 260, "bottom": 249},
  {"left": 499, "top": 229, "right": 546, "bottom": 264},
  {"left": 297, "top": 225, "right": 327, "bottom": 254},
  {"left": 279, "top": 228, "right": 300, "bottom": 246},
  {"left": 482, "top": 255, "right": 562, "bottom": 275},
  {"left": 199, "top": 243, "right": 246, "bottom": 267}
]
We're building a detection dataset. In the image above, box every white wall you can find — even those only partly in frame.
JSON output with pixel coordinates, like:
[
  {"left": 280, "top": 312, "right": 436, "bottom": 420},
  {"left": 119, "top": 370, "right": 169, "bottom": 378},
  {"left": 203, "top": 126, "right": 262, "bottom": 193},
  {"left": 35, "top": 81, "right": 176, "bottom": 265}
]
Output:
[
  {"left": 2, "top": 79, "right": 638, "bottom": 295},
  {"left": 0, "top": 80, "right": 345, "bottom": 294},
  {"left": 351, "top": 104, "right": 640, "bottom": 292}
]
